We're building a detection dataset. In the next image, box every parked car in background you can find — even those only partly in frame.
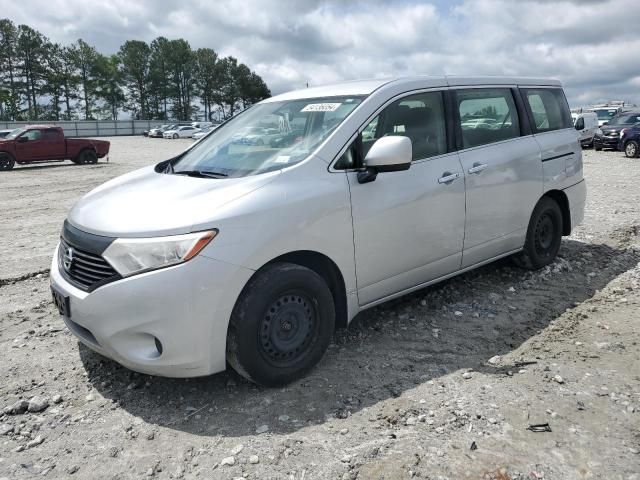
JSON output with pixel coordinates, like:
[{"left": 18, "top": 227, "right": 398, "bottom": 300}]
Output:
[
  {"left": 191, "top": 121, "right": 213, "bottom": 129},
  {"left": 591, "top": 107, "right": 624, "bottom": 126},
  {"left": 593, "top": 112, "right": 640, "bottom": 150},
  {"left": 460, "top": 118, "right": 498, "bottom": 130},
  {"left": 0, "top": 128, "right": 14, "bottom": 138},
  {"left": 0, "top": 125, "right": 110, "bottom": 171},
  {"left": 50, "top": 76, "right": 584, "bottom": 386},
  {"left": 618, "top": 123, "right": 640, "bottom": 158},
  {"left": 572, "top": 111, "right": 598, "bottom": 148},
  {"left": 192, "top": 125, "right": 215, "bottom": 141},
  {"left": 148, "top": 124, "right": 172, "bottom": 138},
  {"left": 163, "top": 125, "right": 200, "bottom": 139}
]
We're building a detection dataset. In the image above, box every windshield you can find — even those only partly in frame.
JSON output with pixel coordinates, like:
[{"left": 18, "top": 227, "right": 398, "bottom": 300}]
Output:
[
  {"left": 171, "top": 96, "right": 363, "bottom": 178},
  {"left": 7, "top": 128, "right": 25, "bottom": 139},
  {"left": 593, "top": 109, "right": 618, "bottom": 120},
  {"left": 607, "top": 114, "right": 640, "bottom": 126}
]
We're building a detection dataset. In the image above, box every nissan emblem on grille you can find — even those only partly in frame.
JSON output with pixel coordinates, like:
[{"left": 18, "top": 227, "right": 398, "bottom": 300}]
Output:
[{"left": 63, "top": 247, "right": 74, "bottom": 271}]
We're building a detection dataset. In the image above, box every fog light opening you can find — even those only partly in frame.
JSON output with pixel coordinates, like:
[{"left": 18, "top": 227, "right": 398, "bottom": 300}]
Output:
[{"left": 154, "top": 337, "right": 163, "bottom": 356}]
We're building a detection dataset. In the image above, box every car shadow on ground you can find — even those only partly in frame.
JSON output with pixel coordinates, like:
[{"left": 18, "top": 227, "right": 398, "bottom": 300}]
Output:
[{"left": 79, "top": 239, "right": 639, "bottom": 438}]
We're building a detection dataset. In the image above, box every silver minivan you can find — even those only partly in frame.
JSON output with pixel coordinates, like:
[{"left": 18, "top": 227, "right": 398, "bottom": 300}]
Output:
[{"left": 51, "top": 76, "right": 586, "bottom": 386}]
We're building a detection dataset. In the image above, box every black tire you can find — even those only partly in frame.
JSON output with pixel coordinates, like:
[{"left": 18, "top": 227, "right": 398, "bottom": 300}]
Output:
[
  {"left": 513, "top": 196, "right": 563, "bottom": 270},
  {"left": 173, "top": 133, "right": 178, "bottom": 139},
  {"left": 624, "top": 140, "right": 640, "bottom": 158},
  {"left": 74, "top": 149, "right": 98, "bottom": 165},
  {"left": 594, "top": 145, "right": 602, "bottom": 151},
  {"left": 226, "top": 262, "right": 335, "bottom": 387},
  {"left": 0, "top": 152, "right": 15, "bottom": 171}
]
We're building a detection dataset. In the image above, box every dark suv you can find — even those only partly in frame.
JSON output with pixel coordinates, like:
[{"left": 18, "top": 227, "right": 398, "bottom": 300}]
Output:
[
  {"left": 594, "top": 112, "right": 640, "bottom": 150},
  {"left": 618, "top": 124, "right": 640, "bottom": 158}
]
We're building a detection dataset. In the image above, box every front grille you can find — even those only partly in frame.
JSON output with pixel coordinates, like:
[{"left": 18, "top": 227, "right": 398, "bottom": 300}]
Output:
[{"left": 59, "top": 238, "right": 120, "bottom": 291}]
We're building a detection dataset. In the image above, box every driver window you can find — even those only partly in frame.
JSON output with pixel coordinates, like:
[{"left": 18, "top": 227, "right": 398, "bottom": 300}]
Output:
[
  {"left": 363, "top": 92, "right": 447, "bottom": 162},
  {"left": 334, "top": 91, "right": 447, "bottom": 170},
  {"left": 22, "top": 129, "right": 42, "bottom": 141},
  {"left": 456, "top": 88, "right": 520, "bottom": 149}
]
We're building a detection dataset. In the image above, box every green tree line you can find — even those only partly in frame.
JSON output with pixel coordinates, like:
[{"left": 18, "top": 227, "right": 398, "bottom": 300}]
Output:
[{"left": 0, "top": 19, "right": 271, "bottom": 121}]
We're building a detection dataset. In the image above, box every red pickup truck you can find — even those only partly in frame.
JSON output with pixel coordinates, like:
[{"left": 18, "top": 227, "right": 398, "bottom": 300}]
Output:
[{"left": 0, "top": 125, "right": 110, "bottom": 171}]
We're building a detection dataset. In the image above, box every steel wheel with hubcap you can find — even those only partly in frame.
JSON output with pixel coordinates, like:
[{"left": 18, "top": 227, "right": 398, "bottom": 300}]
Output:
[{"left": 227, "top": 262, "right": 335, "bottom": 386}]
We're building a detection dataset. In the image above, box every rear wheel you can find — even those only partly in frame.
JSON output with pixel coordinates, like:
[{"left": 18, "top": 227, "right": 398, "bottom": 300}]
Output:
[
  {"left": 226, "top": 263, "right": 335, "bottom": 387},
  {"left": 513, "top": 196, "right": 563, "bottom": 270},
  {"left": 0, "top": 152, "right": 15, "bottom": 171},
  {"left": 74, "top": 149, "right": 98, "bottom": 165},
  {"left": 624, "top": 140, "right": 640, "bottom": 158}
]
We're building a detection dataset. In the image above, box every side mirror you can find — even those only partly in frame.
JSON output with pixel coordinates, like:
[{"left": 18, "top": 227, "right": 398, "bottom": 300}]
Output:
[
  {"left": 603, "top": 122, "right": 609, "bottom": 126},
  {"left": 358, "top": 136, "right": 412, "bottom": 184},
  {"left": 17, "top": 136, "right": 28, "bottom": 143},
  {"left": 575, "top": 119, "right": 584, "bottom": 130}
]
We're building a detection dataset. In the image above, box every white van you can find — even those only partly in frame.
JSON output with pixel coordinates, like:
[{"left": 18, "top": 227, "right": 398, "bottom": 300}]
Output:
[
  {"left": 572, "top": 111, "right": 598, "bottom": 147},
  {"left": 51, "top": 76, "right": 586, "bottom": 386}
]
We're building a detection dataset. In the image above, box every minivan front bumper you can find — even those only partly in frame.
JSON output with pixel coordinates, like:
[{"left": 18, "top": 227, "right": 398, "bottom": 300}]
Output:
[{"left": 50, "top": 244, "right": 254, "bottom": 377}]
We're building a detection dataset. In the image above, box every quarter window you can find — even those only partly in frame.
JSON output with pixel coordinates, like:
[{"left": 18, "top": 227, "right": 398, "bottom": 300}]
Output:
[
  {"left": 522, "top": 88, "right": 572, "bottom": 133},
  {"left": 456, "top": 88, "right": 520, "bottom": 149}
]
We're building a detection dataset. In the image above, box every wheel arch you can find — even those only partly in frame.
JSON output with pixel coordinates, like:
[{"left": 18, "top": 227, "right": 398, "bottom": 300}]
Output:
[
  {"left": 542, "top": 189, "right": 571, "bottom": 235},
  {"left": 253, "top": 250, "right": 349, "bottom": 330},
  {"left": 75, "top": 147, "right": 97, "bottom": 160}
]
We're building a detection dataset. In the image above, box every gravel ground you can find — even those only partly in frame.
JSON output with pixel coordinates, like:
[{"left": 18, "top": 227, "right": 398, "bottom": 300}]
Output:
[{"left": 1, "top": 139, "right": 639, "bottom": 480}]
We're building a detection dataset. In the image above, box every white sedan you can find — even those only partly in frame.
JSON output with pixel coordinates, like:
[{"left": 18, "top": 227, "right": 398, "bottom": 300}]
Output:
[{"left": 163, "top": 126, "right": 200, "bottom": 139}]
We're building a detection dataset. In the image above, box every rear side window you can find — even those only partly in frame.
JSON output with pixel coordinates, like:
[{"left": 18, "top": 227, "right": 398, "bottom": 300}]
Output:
[
  {"left": 455, "top": 88, "right": 520, "bottom": 149},
  {"left": 42, "top": 129, "right": 59, "bottom": 141},
  {"left": 522, "top": 88, "right": 572, "bottom": 133}
]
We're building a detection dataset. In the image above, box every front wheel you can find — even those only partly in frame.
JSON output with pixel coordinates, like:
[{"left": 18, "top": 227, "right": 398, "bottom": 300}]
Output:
[
  {"left": 226, "top": 263, "right": 335, "bottom": 387},
  {"left": 624, "top": 140, "right": 640, "bottom": 158},
  {"left": 513, "top": 196, "right": 563, "bottom": 270},
  {"left": 173, "top": 133, "right": 178, "bottom": 139},
  {"left": 0, "top": 152, "right": 15, "bottom": 171}
]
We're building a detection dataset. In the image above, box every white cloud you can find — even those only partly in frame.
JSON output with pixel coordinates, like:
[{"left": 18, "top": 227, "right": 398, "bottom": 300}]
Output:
[{"left": 2, "top": 0, "right": 639, "bottom": 106}]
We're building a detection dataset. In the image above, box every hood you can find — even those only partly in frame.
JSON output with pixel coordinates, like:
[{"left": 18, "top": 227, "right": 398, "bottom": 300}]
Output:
[
  {"left": 601, "top": 124, "right": 626, "bottom": 132},
  {"left": 68, "top": 166, "right": 280, "bottom": 237}
]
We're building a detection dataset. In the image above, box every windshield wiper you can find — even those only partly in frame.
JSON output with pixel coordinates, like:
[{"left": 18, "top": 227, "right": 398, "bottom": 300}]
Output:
[{"left": 173, "top": 170, "right": 228, "bottom": 178}]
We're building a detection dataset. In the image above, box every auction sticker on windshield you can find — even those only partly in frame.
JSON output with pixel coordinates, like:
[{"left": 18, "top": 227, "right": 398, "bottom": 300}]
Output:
[{"left": 301, "top": 103, "right": 342, "bottom": 112}]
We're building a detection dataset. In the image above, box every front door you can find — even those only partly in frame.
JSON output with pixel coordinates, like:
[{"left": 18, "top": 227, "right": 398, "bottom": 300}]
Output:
[
  {"left": 346, "top": 91, "right": 466, "bottom": 306},
  {"left": 453, "top": 88, "right": 543, "bottom": 268},
  {"left": 15, "top": 129, "right": 46, "bottom": 161}
]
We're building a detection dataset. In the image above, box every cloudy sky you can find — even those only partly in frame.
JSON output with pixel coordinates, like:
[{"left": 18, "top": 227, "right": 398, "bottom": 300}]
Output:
[{"left": 3, "top": 0, "right": 639, "bottom": 107}]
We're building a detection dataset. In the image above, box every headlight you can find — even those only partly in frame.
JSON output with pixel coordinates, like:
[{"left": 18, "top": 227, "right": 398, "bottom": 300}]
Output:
[{"left": 103, "top": 230, "right": 217, "bottom": 277}]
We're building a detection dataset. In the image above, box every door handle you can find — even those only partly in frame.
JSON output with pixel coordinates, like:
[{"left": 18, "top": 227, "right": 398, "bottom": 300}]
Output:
[
  {"left": 468, "top": 163, "right": 488, "bottom": 174},
  {"left": 438, "top": 172, "right": 461, "bottom": 184}
]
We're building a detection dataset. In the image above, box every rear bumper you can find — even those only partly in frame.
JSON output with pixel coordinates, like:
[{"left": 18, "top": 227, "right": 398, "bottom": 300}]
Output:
[{"left": 564, "top": 180, "right": 586, "bottom": 231}]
